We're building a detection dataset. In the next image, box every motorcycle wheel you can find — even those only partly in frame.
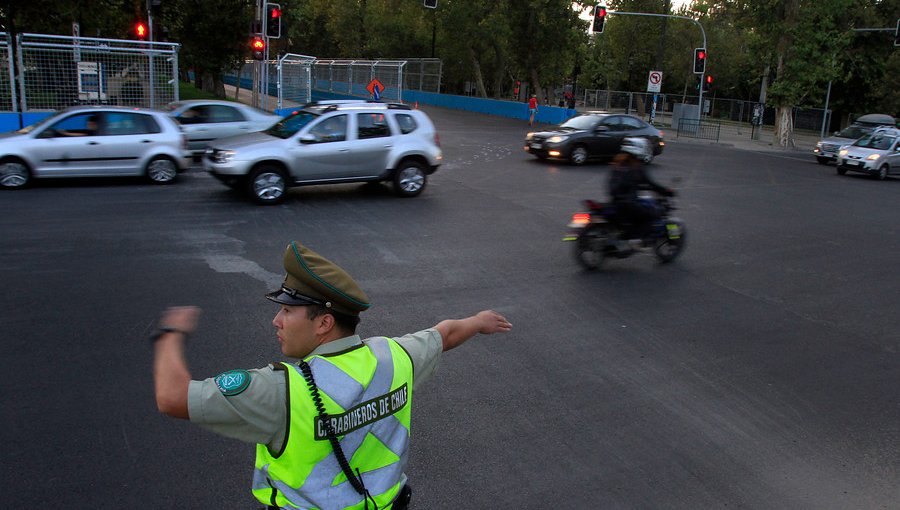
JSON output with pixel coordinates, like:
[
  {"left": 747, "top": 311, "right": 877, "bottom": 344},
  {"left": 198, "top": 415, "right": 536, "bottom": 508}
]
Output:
[
  {"left": 654, "top": 224, "right": 686, "bottom": 263},
  {"left": 573, "top": 225, "right": 609, "bottom": 270}
]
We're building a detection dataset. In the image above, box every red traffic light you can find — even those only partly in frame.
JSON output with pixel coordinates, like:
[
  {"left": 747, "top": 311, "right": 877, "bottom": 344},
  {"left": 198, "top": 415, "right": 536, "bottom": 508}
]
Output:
[
  {"left": 697, "top": 50, "right": 706, "bottom": 60},
  {"left": 705, "top": 75, "right": 713, "bottom": 84},
  {"left": 251, "top": 37, "right": 266, "bottom": 51},
  {"left": 270, "top": 7, "right": 281, "bottom": 18},
  {"left": 135, "top": 22, "right": 147, "bottom": 40}
]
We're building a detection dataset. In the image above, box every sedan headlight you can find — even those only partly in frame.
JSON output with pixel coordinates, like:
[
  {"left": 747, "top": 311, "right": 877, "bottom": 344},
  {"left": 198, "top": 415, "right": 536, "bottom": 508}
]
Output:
[
  {"left": 210, "top": 149, "right": 235, "bottom": 164},
  {"left": 838, "top": 149, "right": 848, "bottom": 156},
  {"left": 525, "top": 132, "right": 534, "bottom": 141},
  {"left": 547, "top": 135, "right": 568, "bottom": 144},
  {"left": 866, "top": 153, "right": 881, "bottom": 161}
]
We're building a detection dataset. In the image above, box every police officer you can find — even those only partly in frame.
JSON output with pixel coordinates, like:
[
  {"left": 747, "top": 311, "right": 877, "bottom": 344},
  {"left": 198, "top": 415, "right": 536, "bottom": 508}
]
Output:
[{"left": 151, "top": 240, "right": 512, "bottom": 509}]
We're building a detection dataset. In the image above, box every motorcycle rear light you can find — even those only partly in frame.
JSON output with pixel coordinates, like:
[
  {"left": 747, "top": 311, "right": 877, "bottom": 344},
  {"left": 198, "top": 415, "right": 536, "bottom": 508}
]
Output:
[{"left": 571, "top": 213, "right": 590, "bottom": 225}]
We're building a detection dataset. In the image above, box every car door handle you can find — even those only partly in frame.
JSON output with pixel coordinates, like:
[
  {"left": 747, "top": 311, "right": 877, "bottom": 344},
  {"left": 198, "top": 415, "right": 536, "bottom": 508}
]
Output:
[
  {"left": 338, "top": 148, "right": 350, "bottom": 152},
  {"left": 141, "top": 140, "right": 152, "bottom": 143},
  {"left": 383, "top": 144, "right": 393, "bottom": 148},
  {"left": 87, "top": 141, "right": 99, "bottom": 145}
]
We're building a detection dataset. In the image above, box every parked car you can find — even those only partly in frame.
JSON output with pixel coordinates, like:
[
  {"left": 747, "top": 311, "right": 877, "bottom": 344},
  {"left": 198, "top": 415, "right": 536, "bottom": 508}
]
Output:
[
  {"left": 204, "top": 100, "right": 443, "bottom": 204},
  {"left": 165, "top": 100, "right": 282, "bottom": 158},
  {"left": 0, "top": 106, "right": 190, "bottom": 189},
  {"left": 525, "top": 112, "right": 665, "bottom": 165},
  {"left": 835, "top": 126, "right": 900, "bottom": 180},
  {"left": 814, "top": 113, "right": 896, "bottom": 165}
]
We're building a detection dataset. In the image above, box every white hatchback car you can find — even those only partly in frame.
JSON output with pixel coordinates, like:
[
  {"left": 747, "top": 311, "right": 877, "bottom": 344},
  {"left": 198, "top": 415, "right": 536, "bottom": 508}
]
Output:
[
  {"left": 0, "top": 106, "right": 190, "bottom": 189},
  {"left": 204, "top": 101, "right": 443, "bottom": 204},
  {"left": 836, "top": 126, "right": 900, "bottom": 180},
  {"left": 165, "top": 100, "right": 281, "bottom": 158}
]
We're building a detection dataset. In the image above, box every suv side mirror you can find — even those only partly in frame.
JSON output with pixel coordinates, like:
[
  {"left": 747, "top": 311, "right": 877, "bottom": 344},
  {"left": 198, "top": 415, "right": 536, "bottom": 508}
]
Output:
[
  {"left": 595, "top": 125, "right": 609, "bottom": 132},
  {"left": 299, "top": 134, "right": 317, "bottom": 144}
]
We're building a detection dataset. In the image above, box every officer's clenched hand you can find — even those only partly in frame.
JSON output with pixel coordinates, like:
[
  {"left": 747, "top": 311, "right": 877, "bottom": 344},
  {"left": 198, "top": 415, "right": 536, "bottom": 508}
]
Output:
[{"left": 158, "top": 306, "right": 202, "bottom": 335}]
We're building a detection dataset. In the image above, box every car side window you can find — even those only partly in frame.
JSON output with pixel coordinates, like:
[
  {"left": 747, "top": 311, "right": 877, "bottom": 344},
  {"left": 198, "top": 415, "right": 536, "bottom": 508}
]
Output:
[
  {"left": 206, "top": 105, "right": 246, "bottom": 123},
  {"left": 395, "top": 114, "right": 418, "bottom": 134},
  {"left": 178, "top": 106, "right": 207, "bottom": 124},
  {"left": 599, "top": 117, "right": 620, "bottom": 130},
  {"left": 357, "top": 113, "right": 391, "bottom": 139},
  {"left": 46, "top": 113, "right": 101, "bottom": 137},
  {"left": 308, "top": 114, "right": 347, "bottom": 142},
  {"left": 105, "top": 112, "right": 160, "bottom": 135},
  {"left": 620, "top": 117, "right": 644, "bottom": 130}
]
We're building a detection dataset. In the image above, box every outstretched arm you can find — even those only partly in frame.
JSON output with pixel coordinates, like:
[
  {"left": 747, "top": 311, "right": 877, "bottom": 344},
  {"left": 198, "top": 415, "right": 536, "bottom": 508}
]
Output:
[
  {"left": 152, "top": 306, "right": 201, "bottom": 420},
  {"left": 434, "top": 310, "right": 512, "bottom": 352}
]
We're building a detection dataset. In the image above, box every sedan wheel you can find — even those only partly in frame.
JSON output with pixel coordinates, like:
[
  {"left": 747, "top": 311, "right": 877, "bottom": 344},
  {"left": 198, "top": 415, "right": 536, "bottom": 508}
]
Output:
[
  {"left": 393, "top": 161, "right": 427, "bottom": 197},
  {"left": 570, "top": 146, "right": 588, "bottom": 165},
  {"left": 877, "top": 164, "right": 888, "bottom": 180},
  {"left": 0, "top": 161, "right": 30, "bottom": 189},
  {"left": 642, "top": 152, "right": 655, "bottom": 164},
  {"left": 248, "top": 166, "right": 288, "bottom": 205},
  {"left": 147, "top": 157, "right": 178, "bottom": 184}
]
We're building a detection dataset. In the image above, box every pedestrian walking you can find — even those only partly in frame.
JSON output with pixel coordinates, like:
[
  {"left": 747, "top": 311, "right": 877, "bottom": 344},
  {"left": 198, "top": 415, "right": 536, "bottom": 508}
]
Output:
[
  {"left": 528, "top": 94, "right": 538, "bottom": 127},
  {"left": 151, "top": 240, "right": 512, "bottom": 509}
]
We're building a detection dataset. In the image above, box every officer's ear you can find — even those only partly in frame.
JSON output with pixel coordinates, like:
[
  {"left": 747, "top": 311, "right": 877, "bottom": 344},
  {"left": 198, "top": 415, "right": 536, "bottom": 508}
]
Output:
[{"left": 316, "top": 312, "right": 337, "bottom": 335}]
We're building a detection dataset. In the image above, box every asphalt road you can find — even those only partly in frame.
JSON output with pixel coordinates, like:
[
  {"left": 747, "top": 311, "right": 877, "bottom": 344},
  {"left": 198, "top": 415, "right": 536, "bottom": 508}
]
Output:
[{"left": 1, "top": 106, "right": 897, "bottom": 509}]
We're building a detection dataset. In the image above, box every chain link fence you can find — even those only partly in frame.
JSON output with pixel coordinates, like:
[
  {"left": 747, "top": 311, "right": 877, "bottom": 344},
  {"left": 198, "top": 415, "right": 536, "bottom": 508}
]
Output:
[
  {"left": 15, "top": 33, "right": 179, "bottom": 111},
  {"left": 0, "top": 33, "right": 16, "bottom": 111},
  {"left": 579, "top": 87, "right": 833, "bottom": 133}
]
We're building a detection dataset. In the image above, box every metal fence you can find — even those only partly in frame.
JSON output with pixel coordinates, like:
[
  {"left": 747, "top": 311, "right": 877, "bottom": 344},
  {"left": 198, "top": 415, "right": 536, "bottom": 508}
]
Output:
[
  {"left": 15, "top": 33, "right": 179, "bottom": 111},
  {"left": 579, "top": 87, "right": 831, "bottom": 133},
  {"left": 312, "top": 59, "right": 407, "bottom": 102},
  {"left": 677, "top": 118, "right": 721, "bottom": 141},
  {"left": 402, "top": 58, "right": 442, "bottom": 93},
  {"left": 277, "top": 53, "right": 315, "bottom": 109},
  {"left": 0, "top": 33, "right": 16, "bottom": 111}
]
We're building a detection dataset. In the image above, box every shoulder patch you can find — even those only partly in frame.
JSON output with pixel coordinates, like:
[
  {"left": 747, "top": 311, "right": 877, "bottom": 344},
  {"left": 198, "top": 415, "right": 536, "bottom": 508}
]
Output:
[{"left": 214, "top": 369, "right": 251, "bottom": 396}]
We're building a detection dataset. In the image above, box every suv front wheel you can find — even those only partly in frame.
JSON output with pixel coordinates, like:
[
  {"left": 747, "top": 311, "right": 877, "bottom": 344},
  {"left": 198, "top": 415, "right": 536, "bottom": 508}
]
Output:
[
  {"left": 393, "top": 160, "right": 427, "bottom": 197},
  {"left": 248, "top": 164, "right": 289, "bottom": 205}
]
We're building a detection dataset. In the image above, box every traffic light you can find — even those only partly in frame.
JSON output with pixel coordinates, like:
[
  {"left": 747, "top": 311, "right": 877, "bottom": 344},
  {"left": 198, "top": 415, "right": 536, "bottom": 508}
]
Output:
[
  {"left": 693, "top": 48, "right": 706, "bottom": 74},
  {"left": 592, "top": 4, "right": 607, "bottom": 33},
  {"left": 135, "top": 21, "right": 148, "bottom": 40},
  {"left": 266, "top": 3, "right": 282, "bottom": 38},
  {"left": 703, "top": 75, "right": 713, "bottom": 92},
  {"left": 251, "top": 36, "right": 266, "bottom": 60},
  {"left": 423, "top": 0, "right": 437, "bottom": 8}
]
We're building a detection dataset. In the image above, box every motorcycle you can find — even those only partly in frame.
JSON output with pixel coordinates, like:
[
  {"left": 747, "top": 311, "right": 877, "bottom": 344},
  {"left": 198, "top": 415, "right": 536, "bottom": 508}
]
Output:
[{"left": 563, "top": 193, "right": 686, "bottom": 270}]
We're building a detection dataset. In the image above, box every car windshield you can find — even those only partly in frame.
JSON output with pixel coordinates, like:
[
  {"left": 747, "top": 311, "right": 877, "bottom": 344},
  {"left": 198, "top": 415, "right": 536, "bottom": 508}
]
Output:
[
  {"left": 835, "top": 126, "right": 869, "bottom": 139},
  {"left": 16, "top": 114, "right": 56, "bottom": 134},
  {"left": 853, "top": 134, "right": 895, "bottom": 150},
  {"left": 559, "top": 116, "right": 599, "bottom": 131},
  {"left": 264, "top": 111, "right": 318, "bottom": 139}
]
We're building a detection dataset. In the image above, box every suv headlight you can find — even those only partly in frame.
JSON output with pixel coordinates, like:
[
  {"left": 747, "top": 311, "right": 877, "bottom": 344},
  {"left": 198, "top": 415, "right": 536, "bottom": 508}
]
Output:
[
  {"left": 547, "top": 135, "right": 568, "bottom": 144},
  {"left": 210, "top": 149, "right": 235, "bottom": 164},
  {"left": 866, "top": 153, "right": 881, "bottom": 161}
]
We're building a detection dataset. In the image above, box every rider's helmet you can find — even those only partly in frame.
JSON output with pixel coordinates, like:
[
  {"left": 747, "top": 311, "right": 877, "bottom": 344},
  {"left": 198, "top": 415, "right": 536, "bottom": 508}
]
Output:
[{"left": 619, "top": 137, "right": 651, "bottom": 161}]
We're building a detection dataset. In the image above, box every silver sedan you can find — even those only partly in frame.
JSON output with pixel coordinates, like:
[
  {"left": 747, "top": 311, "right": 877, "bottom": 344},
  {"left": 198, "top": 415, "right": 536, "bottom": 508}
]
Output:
[{"left": 165, "top": 100, "right": 282, "bottom": 158}]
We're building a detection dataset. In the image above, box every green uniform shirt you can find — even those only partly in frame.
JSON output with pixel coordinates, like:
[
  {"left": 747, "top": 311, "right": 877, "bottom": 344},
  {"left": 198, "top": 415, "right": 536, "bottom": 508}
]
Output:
[{"left": 187, "top": 328, "right": 442, "bottom": 452}]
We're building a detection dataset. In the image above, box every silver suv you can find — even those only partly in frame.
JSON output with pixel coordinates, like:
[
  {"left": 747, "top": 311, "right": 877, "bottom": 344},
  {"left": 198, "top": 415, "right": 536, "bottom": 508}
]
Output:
[
  {"left": 836, "top": 126, "right": 900, "bottom": 180},
  {"left": 814, "top": 113, "right": 895, "bottom": 165},
  {"left": 204, "top": 101, "right": 443, "bottom": 204}
]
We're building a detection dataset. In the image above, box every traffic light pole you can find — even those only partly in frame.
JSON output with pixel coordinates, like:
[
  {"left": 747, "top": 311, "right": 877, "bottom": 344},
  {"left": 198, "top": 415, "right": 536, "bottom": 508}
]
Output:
[{"left": 606, "top": 11, "right": 707, "bottom": 117}]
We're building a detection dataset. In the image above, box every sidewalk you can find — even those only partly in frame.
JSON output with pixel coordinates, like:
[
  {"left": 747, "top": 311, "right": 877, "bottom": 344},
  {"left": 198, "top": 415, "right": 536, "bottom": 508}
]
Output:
[{"left": 665, "top": 122, "right": 819, "bottom": 157}]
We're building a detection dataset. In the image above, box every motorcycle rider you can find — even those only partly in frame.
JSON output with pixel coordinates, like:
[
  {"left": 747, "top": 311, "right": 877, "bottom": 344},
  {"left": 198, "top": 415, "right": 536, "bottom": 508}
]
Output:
[{"left": 607, "top": 137, "right": 675, "bottom": 246}]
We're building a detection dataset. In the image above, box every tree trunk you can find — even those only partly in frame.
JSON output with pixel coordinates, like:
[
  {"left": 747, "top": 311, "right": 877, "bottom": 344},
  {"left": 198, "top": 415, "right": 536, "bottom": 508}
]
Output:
[
  {"left": 468, "top": 47, "right": 488, "bottom": 98},
  {"left": 772, "top": 0, "right": 799, "bottom": 147},
  {"left": 530, "top": 68, "right": 543, "bottom": 105}
]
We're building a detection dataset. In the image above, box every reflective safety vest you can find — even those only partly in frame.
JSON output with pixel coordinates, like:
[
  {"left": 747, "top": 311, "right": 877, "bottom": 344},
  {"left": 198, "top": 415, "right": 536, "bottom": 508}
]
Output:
[{"left": 252, "top": 336, "right": 414, "bottom": 509}]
